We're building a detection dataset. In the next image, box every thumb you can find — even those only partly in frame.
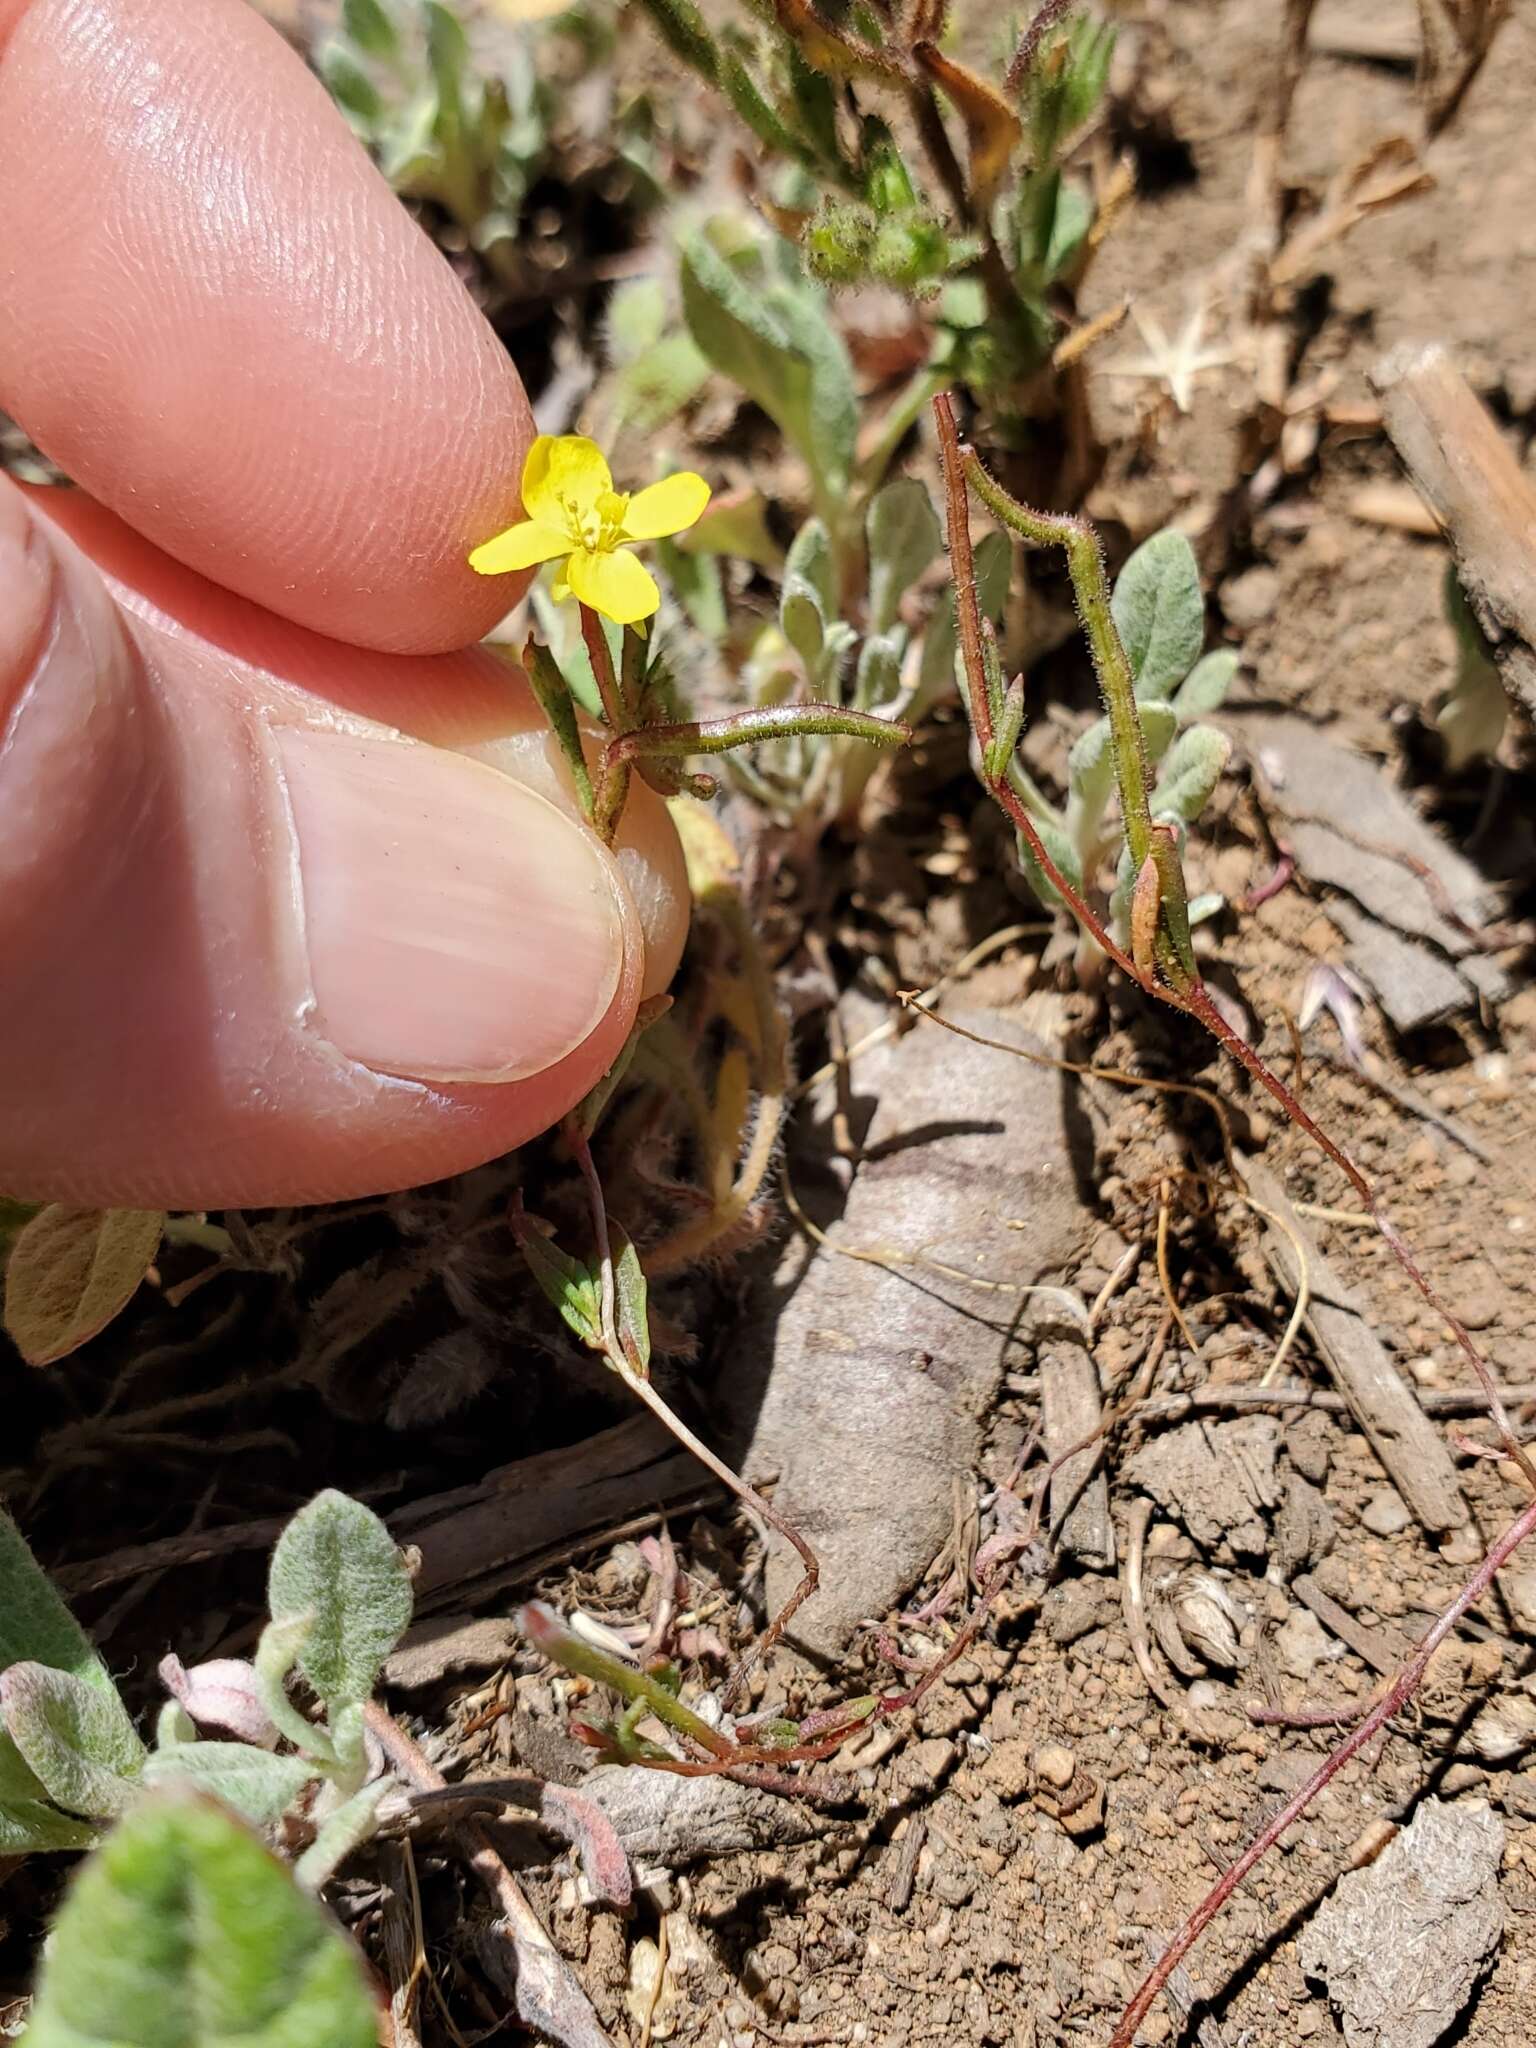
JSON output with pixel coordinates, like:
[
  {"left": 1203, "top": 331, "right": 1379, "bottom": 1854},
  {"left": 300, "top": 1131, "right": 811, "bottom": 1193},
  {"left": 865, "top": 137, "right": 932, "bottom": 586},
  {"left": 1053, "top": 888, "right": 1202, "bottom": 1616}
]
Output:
[{"left": 0, "top": 479, "right": 645, "bottom": 1208}]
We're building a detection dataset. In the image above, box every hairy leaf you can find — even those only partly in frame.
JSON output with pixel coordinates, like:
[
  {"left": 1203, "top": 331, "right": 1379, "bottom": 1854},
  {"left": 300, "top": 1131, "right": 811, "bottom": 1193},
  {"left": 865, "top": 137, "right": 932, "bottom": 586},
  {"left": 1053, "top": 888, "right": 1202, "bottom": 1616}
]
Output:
[
  {"left": 294, "top": 1779, "right": 390, "bottom": 1893},
  {"left": 780, "top": 517, "right": 832, "bottom": 669},
  {"left": 610, "top": 1225, "right": 651, "bottom": 1377},
  {"left": 867, "top": 478, "right": 941, "bottom": 635},
  {"left": 0, "top": 1510, "right": 116, "bottom": 1691},
  {"left": 267, "top": 1491, "right": 413, "bottom": 1714},
  {"left": 680, "top": 228, "right": 856, "bottom": 503},
  {"left": 1174, "top": 648, "right": 1238, "bottom": 720},
  {"left": 512, "top": 1209, "right": 602, "bottom": 1348},
  {"left": 143, "top": 1744, "right": 318, "bottom": 1828},
  {"left": 4, "top": 1206, "right": 165, "bottom": 1366},
  {"left": 1016, "top": 810, "right": 1084, "bottom": 910},
  {"left": 1111, "top": 530, "right": 1204, "bottom": 703},
  {"left": 2, "top": 1664, "right": 144, "bottom": 1820},
  {"left": 855, "top": 630, "right": 904, "bottom": 711},
  {"left": 1150, "top": 724, "right": 1232, "bottom": 824},
  {"left": 0, "top": 1737, "right": 96, "bottom": 1854},
  {"left": 341, "top": 0, "right": 398, "bottom": 57},
  {"left": 22, "top": 1791, "right": 377, "bottom": 2048}
]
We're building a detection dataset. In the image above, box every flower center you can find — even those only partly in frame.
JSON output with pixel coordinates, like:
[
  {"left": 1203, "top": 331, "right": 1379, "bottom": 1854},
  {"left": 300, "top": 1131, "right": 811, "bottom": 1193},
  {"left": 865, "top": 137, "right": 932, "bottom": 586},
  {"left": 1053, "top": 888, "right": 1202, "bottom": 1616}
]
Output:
[{"left": 560, "top": 489, "right": 630, "bottom": 554}]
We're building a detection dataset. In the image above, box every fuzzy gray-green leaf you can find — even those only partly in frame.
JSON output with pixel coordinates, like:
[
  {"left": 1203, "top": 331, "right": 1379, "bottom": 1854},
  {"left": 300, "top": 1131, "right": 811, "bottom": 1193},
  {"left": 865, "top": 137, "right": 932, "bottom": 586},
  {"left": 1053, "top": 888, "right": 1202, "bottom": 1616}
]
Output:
[
  {"left": 867, "top": 478, "right": 941, "bottom": 635},
  {"left": 1111, "top": 530, "right": 1204, "bottom": 702},
  {"left": 680, "top": 229, "right": 856, "bottom": 502},
  {"left": 21, "top": 1791, "right": 377, "bottom": 2048},
  {"left": 143, "top": 1744, "right": 318, "bottom": 1828},
  {"left": 0, "top": 1510, "right": 117, "bottom": 1693},
  {"left": 1150, "top": 724, "right": 1231, "bottom": 824},
  {"left": 781, "top": 517, "right": 833, "bottom": 669},
  {"left": 1174, "top": 648, "right": 1238, "bottom": 719},
  {"left": 0, "top": 1737, "right": 96, "bottom": 1853},
  {"left": 2, "top": 1664, "right": 145, "bottom": 1820},
  {"left": 267, "top": 1491, "right": 413, "bottom": 1714}
]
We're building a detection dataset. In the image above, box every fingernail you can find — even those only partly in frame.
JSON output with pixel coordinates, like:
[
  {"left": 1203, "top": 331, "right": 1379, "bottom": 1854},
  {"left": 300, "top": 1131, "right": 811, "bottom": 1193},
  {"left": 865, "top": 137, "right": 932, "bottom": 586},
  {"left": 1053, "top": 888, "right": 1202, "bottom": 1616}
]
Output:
[
  {"left": 276, "top": 725, "right": 625, "bottom": 1083},
  {"left": 0, "top": 490, "right": 53, "bottom": 719}
]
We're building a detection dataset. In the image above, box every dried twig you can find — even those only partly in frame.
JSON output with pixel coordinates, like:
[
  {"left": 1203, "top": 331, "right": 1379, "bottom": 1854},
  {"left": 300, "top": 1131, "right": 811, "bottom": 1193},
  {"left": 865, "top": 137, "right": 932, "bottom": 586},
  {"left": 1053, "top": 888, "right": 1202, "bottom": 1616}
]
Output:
[
  {"left": 1372, "top": 340, "right": 1536, "bottom": 718},
  {"left": 365, "top": 1705, "right": 617, "bottom": 2048}
]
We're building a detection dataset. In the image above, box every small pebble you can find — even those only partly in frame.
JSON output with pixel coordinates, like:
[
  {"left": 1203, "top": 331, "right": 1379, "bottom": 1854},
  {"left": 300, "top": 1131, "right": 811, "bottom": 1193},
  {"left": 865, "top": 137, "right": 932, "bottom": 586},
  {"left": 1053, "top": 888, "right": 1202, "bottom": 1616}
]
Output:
[
  {"left": 1361, "top": 1489, "right": 1412, "bottom": 1537},
  {"left": 1035, "top": 1742, "right": 1076, "bottom": 1790},
  {"left": 1441, "top": 1527, "right": 1484, "bottom": 1566}
]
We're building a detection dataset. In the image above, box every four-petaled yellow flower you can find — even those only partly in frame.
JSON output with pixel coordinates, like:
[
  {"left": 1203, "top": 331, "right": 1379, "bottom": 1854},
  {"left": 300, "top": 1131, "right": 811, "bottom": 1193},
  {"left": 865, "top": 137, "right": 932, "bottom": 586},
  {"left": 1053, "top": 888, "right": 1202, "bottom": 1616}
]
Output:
[{"left": 469, "top": 434, "right": 710, "bottom": 626}]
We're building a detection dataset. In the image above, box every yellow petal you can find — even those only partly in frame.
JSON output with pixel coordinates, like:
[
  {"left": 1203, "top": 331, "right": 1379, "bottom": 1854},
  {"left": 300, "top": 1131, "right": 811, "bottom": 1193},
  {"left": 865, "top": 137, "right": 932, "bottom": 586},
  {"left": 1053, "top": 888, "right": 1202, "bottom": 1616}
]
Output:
[
  {"left": 566, "top": 545, "right": 660, "bottom": 625},
  {"left": 468, "top": 520, "right": 572, "bottom": 576},
  {"left": 622, "top": 471, "right": 711, "bottom": 541},
  {"left": 520, "top": 434, "right": 612, "bottom": 529}
]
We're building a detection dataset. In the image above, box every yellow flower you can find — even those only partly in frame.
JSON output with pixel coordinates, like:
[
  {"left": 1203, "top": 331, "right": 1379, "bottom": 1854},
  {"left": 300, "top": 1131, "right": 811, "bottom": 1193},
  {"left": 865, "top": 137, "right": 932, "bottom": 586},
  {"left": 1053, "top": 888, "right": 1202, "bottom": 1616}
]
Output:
[{"left": 469, "top": 435, "right": 710, "bottom": 626}]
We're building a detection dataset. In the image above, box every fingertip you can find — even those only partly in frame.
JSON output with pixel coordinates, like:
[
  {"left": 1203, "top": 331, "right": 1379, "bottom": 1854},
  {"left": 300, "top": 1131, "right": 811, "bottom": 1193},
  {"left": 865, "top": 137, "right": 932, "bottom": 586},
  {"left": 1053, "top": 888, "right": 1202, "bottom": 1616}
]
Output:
[{"left": 0, "top": 0, "right": 534, "bottom": 652}]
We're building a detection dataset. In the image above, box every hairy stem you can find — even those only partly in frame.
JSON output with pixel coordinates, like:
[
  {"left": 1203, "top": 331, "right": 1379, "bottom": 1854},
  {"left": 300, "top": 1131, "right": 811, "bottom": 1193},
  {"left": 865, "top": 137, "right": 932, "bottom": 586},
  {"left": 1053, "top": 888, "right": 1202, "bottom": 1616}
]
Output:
[{"left": 935, "top": 390, "right": 1536, "bottom": 1494}]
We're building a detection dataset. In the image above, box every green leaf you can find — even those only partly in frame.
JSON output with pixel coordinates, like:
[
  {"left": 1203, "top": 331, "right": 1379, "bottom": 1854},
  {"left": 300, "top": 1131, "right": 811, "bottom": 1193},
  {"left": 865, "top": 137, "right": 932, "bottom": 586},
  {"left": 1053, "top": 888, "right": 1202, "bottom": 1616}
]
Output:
[
  {"left": 4, "top": 1205, "right": 164, "bottom": 1366},
  {"left": 1044, "top": 178, "right": 1093, "bottom": 281},
  {"left": 0, "top": 1510, "right": 117, "bottom": 1693},
  {"left": 855, "top": 629, "right": 904, "bottom": 710},
  {"left": 680, "top": 228, "right": 856, "bottom": 505},
  {"left": 2, "top": 1664, "right": 145, "bottom": 1820},
  {"left": 142, "top": 1744, "right": 317, "bottom": 1828},
  {"left": 423, "top": 0, "right": 469, "bottom": 106},
  {"left": 674, "top": 490, "right": 783, "bottom": 572},
  {"left": 656, "top": 537, "right": 726, "bottom": 638},
  {"left": 513, "top": 1209, "right": 602, "bottom": 1348},
  {"left": 1141, "top": 698, "right": 1178, "bottom": 763},
  {"left": 1150, "top": 724, "right": 1231, "bottom": 825},
  {"left": 720, "top": 51, "right": 803, "bottom": 161},
  {"left": 780, "top": 517, "right": 832, "bottom": 668},
  {"left": 521, "top": 642, "right": 593, "bottom": 821},
  {"left": 294, "top": 1780, "right": 389, "bottom": 1893},
  {"left": 22, "top": 1791, "right": 377, "bottom": 2048},
  {"left": 267, "top": 1492, "right": 413, "bottom": 1715},
  {"left": 341, "top": 0, "right": 398, "bottom": 58},
  {"left": 611, "top": 1225, "right": 651, "bottom": 1377},
  {"left": 1174, "top": 648, "right": 1238, "bottom": 720},
  {"left": 1065, "top": 713, "right": 1114, "bottom": 837},
  {"left": 319, "top": 43, "right": 385, "bottom": 126},
  {"left": 866, "top": 478, "right": 941, "bottom": 635},
  {"left": 0, "top": 1737, "right": 97, "bottom": 1854},
  {"left": 1016, "top": 810, "right": 1084, "bottom": 911},
  {"left": 611, "top": 333, "right": 711, "bottom": 435},
  {"left": 974, "top": 529, "right": 1012, "bottom": 621},
  {"left": 631, "top": 0, "right": 719, "bottom": 85},
  {"left": 605, "top": 276, "right": 667, "bottom": 361},
  {"left": 1110, "top": 530, "right": 1204, "bottom": 702}
]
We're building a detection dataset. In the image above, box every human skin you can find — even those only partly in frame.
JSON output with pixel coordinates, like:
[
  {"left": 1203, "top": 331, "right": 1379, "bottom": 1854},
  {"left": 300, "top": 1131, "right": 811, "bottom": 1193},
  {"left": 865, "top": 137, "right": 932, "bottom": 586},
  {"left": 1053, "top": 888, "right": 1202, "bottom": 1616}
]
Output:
[{"left": 0, "top": 0, "right": 689, "bottom": 1207}]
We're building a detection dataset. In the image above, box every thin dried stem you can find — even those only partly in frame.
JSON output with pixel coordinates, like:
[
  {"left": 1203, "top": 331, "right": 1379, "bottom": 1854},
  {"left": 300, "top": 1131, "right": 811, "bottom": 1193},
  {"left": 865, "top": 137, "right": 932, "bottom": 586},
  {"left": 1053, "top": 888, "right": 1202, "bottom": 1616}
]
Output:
[{"left": 1110, "top": 1488, "right": 1536, "bottom": 2046}]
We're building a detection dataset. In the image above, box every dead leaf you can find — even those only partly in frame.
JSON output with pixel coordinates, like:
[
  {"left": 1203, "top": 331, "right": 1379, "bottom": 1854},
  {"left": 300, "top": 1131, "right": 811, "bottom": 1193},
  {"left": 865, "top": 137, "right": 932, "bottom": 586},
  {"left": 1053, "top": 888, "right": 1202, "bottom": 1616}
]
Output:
[
  {"left": 4, "top": 1205, "right": 165, "bottom": 1365},
  {"left": 914, "top": 43, "right": 1022, "bottom": 210}
]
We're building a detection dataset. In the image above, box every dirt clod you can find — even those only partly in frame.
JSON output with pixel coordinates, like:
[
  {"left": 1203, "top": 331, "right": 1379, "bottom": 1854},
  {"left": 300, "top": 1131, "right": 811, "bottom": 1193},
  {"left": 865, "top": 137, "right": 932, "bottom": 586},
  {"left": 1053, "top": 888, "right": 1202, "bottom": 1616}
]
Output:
[{"left": 1300, "top": 1796, "right": 1506, "bottom": 2048}]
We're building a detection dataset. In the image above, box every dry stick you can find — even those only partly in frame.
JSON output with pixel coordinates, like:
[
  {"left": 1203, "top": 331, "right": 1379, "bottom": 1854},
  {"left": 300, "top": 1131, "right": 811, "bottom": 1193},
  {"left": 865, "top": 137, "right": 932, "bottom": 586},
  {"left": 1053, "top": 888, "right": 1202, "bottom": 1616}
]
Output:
[
  {"left": 1107, "top": 1488, "right": 1536, "bottom": 2048},
  {"left": 932, "top": 393, "right": 1536, "bottom": 1495},
  {"left": 364, "top": 1703, "right": 617, "bottom": 2048}
]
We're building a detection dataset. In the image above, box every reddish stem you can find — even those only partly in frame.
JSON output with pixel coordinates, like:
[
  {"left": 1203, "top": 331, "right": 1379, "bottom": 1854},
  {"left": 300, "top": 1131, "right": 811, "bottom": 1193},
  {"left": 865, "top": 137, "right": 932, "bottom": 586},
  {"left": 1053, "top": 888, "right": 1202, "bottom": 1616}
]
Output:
[
  {"left": 1111, "top": 1488, "right": 1536, "bottom": 2047},
  {"left": 934, "top": 391, "right": 1536, "bottom": 1495}
]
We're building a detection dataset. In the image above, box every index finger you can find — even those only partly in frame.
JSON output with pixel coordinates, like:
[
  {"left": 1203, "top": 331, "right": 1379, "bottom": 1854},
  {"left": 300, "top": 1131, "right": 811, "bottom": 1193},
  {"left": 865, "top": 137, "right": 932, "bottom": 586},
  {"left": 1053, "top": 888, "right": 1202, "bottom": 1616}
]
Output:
[{"left": 0, "top": 0, "right": 533, "bottom": 655}]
